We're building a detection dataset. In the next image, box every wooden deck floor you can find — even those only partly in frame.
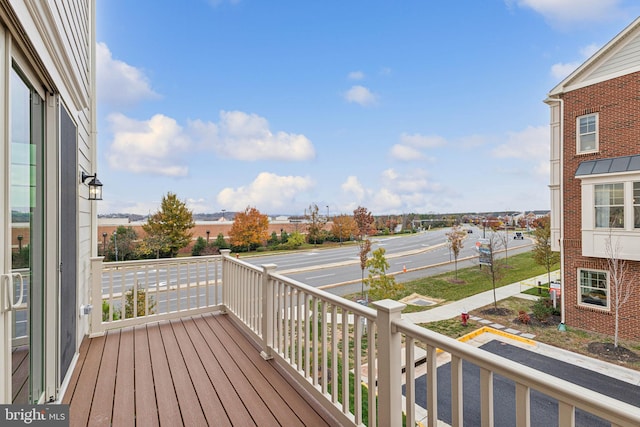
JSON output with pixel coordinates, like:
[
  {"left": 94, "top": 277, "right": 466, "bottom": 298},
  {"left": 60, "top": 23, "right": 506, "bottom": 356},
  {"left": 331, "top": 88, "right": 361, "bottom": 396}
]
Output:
[{"left": 63, "top": 313, "right": 336, "bottom": 427}]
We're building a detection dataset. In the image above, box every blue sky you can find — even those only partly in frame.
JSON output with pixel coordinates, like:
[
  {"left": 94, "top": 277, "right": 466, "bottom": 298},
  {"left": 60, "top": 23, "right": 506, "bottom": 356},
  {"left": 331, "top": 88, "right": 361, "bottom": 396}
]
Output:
[{"left": 95, "top": 0, "right": 640, "bottom": 216}]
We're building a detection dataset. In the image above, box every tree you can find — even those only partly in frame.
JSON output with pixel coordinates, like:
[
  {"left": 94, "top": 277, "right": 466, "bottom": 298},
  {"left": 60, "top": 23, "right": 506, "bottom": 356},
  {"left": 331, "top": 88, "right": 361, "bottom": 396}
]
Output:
[
  {"left": 214, "top": 233, "right": 229, "bottom": 249},
  {"left": 446, "top": 225, "right": 466, "bottom": 279},
  {"left": 137, "top": 233, "right": 171, "bottom": 259},
  {"left": 365, "top": 248, "right": 404, "bottom": 301},
  {"left": 286, "top": 231, "right": 305, "bottom": 248},
  {"left": 142, "top": 192, "right": 195, "bottom": 258},
  {"left": 192, "top": 236, "right": 207, "bottom": 256},
  {"left": 228, "top": 206, "right": 269, "bottom": 252},
  {"left": 305, "top": 203, "right": 327, "bottom": 246},
  {"left": 605, "top": 235, "right": 631, "bottom": 348},
  {"left": 354, "top": 206, "right": 375, "bottom": 298},
  {"left": 532, "top": 216, "right": 560, "bottom": 289},
  {"left": 479, "top": 232, "right": 506, "bottom": 310},
  {"left": 331, "top": 215, "right": 357, "bottom": 244},
  {"left": 107, "top": 226, "right": 139, "bottom": 261}
]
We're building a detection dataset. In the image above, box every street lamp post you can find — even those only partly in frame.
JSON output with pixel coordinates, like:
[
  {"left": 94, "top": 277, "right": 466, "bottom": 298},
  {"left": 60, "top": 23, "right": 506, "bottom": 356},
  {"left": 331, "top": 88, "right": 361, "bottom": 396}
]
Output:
[
  {"left": 102, "top": 232, "right": 107, "bottom": 256},
  {"left": 17, "top": 235, "right": 23, "bottom": 252},
  {"left": 206, "top": 230, "right": 210, "bottom": 243},
  {"left": 113, "top": 230, "right": 118, "bottom": 262},
  {"left": 221, "top": 209, "right": 226, "bottom": 221}
]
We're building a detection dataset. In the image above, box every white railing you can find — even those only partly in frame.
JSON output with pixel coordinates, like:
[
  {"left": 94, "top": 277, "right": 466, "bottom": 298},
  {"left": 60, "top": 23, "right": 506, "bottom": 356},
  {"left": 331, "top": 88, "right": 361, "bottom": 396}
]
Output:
[
  {"left": 89, "top": 251, "right": 640, "bottom": 427},
  {"left": 91, "top": 254, "right": 223, "bottom": 336},
  {"left": 390, "top": 309, "right": 640, "bottom": 427}
]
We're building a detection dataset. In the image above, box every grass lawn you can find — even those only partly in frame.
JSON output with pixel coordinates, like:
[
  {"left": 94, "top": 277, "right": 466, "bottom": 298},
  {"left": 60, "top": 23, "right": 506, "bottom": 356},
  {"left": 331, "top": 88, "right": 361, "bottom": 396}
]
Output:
[{"left": 396, "top": 251, "right": 559, "bottom": 313}]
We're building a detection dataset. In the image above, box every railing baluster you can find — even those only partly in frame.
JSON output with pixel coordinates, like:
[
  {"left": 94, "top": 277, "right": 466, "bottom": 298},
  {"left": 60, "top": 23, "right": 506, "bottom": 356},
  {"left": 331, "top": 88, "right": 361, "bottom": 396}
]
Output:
[
  {"left": 558, "top": 401, "right": 575, "bottom": 427},
  {"left": 342, "top": 307, "right": 349, "bottom": 415},
  {"left": 405, "top": 337, "right": 415, "bottom": 427},
  {"left": 354, "top": 313, "right": 362, "bottom": 425},
  {"left": 331, "top": 304, "right": 338, "bottom": 405},
  {"left": 321, "top": 301, "right": 328, "bottom": 395},
  {"left": 426, "top": 344, "right": 438, "bottom": 427},
  {"left": 515, "top": 382, "right": 530, "bottom": 427},
  {"left": 312, "top": 296, "right": 319, "bottom": 386},
  {"left": 367, "top": 318, "right": 376, "bottom": 427},
  {"left": 480, "top": 367, "right": 494, "bottom": 427},
  {"left": 451, "top": 354, "right": 463, "bottom": 427}
]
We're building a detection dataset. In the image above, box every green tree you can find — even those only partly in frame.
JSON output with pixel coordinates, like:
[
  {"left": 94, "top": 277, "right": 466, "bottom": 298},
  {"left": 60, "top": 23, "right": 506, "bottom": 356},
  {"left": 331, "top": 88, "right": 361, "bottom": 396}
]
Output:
[
  {"left": 365, "top": 248, "right": 404, "bottom": 301},
  {"left": 192, "top": 236, "right": 207, "bottom": 256},
  {"left": 354, "top": 206, "right": 374, "bottom": 298},
  {"left": 286, "top": 231, "right": 305, "bottom": 248},
  {"left": 532, "top": 216, "right": 560, "bottom": 289},
  {"left": 228, "top": 206, "right": 269, "bottom": 252},
  {"left": 107, "top": 226, "right": 139, "bottom": 261},
  {"left": 214, "top": 233, "right": 229, "bottom": 249},
  {"left": 142, "top": 192, "right": 195, "bottom": 257}
]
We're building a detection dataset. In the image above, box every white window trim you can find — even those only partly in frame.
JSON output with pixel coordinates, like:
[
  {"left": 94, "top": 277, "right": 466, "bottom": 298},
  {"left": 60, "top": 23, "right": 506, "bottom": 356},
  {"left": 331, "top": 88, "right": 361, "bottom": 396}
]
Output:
[
  {"left": 579, "top": 172, "right": 640, "bottom": 261},
  {"left": 576, "top": 113, "right": 599, "bottom": 154},
  {"left": 577, "top": 268, "right": 610, "bottom": 311}
]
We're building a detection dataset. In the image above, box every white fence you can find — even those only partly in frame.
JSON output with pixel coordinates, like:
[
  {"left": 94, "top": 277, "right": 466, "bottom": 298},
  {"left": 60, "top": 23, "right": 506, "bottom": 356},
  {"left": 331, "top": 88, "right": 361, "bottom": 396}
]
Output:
[{"left": 91, "top": 251, "right": 640, "bottom": 427}]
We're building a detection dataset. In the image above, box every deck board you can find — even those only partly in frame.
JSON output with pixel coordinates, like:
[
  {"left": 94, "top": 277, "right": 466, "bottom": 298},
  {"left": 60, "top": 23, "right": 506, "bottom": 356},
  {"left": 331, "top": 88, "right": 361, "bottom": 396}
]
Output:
[
  {"left": 133, "top": 325, "right": 159, "bottom": 427},
  {"left": 64, "top": 312, "right": 335, "bottom": 426},
  {"left": 112, "top": 327, "right": 135, "bottom": 427}
]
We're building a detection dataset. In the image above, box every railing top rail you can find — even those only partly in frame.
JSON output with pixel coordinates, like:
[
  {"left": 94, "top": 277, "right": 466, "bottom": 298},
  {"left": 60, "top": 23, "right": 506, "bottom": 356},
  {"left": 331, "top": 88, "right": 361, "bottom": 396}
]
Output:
[
  {"left": 270, "top": 271, "right": 378, "bottom": 321},
  {"left": 394, "top": 318, "right": 640, "bottom": 426},
  {"left": 100, "top": 254, "right": 222, "bottom": 269}
]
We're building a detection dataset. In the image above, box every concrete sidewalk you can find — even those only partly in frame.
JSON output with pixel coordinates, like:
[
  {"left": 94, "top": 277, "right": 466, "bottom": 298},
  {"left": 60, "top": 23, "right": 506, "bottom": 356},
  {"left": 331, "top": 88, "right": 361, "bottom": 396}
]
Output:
[{"left": 403, "top": 270, "right": 560, "bottom": 324}]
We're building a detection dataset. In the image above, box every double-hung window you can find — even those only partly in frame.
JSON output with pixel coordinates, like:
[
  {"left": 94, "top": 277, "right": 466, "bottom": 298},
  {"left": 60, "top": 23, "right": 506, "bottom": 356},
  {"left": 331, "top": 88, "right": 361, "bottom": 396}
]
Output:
[
  {"left": 594, "top": 183, "right": 624, "bottom": 228},
  {"left": 579, "top": 269, "right": 608, "bottom": 308},
  {"left": 577, "top": 114, "right": 598, "bottom": 153},
  {"left": 634, "top": 182, "right": 640, "bottom": 228}
]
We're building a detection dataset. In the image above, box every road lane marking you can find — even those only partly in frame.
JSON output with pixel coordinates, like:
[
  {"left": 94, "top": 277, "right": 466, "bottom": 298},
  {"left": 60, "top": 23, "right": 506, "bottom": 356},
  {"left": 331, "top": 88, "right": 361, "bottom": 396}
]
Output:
[{"left": 306, "top": 273, "right": 335, "bottom": 280}]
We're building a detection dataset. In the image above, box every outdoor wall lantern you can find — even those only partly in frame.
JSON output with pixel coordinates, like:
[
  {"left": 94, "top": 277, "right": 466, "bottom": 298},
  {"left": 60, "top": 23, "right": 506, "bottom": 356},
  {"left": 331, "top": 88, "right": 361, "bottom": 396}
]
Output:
[{"left": 81, "top": 171, "right": 103, "bottom": 200}]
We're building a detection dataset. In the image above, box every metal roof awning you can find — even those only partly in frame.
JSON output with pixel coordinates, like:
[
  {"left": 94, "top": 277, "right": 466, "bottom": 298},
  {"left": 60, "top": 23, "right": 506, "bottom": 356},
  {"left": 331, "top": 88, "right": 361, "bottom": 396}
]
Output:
[{"left": 575, "top": 155, "right": 640, "bottom": 177}]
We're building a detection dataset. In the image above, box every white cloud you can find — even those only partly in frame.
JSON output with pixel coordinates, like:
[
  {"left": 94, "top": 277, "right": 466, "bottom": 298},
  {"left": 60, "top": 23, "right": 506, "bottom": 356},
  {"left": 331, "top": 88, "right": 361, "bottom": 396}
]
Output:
[
  {"left": 209, "top": 111, "right": 316, "bottom": 161},
  {"left": 348, "top": 71, "right": 365, "bottom": 80},
  {"left": 390, "top": 144, "right": 425, "bottom": 161},
  {"left": 508, "top": 0, "right": 624, "bottom": 25},
  {"left": 106, "top": 113, "right": 190, "bottom": 176},
  {"left": 96, "top": 42, "right": 160, "bottom": 106},
  {"left": 344, "top": 85, "right": 378, "bottom": 106},
  {"left": 186, "top": 198, "right": 212, "bottom": 214},
  {"left": 400, "top": 133, "right": 447, "bottom": 148},
  {"left": 339, "top": 169, "right": 443, "bottom": 214},
  {"left": 550, "top": 43, "right": 601, "bottom": 80},
  {"left": 390, "top": 133, "right": 446, "bottom": 161},
  {"left": 217, "top": 172, "right": 315, "bottom": 212},
  {"left": 491, "top": 125, "right": 549, "bottom": 179}
]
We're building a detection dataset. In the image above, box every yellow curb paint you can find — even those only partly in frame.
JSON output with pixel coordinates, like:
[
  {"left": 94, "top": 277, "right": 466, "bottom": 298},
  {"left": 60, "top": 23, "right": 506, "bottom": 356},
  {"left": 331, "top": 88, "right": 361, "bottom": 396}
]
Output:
[{"left": 458, "top": 326, "right": 536, "bottom": 346}]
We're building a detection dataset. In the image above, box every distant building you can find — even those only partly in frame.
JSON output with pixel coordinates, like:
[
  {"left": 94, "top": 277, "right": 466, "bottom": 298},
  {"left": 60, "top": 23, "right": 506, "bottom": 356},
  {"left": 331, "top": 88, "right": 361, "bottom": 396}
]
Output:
[{"left": 545, "top": 17, "right": 640, "bottom": 340}]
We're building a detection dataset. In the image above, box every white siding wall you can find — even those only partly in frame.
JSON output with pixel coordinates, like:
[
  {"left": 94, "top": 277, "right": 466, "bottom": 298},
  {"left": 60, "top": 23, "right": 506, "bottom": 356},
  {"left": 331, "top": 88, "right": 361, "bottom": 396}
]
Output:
[{"left": 548, "top": 101, "right": 562, "bottom": 251}]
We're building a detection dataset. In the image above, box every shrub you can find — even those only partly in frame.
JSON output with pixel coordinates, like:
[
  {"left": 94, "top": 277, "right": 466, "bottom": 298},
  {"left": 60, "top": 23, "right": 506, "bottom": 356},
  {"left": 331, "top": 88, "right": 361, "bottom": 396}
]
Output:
[
  {"left": 531, "top": 298, "right": 554, "bottom": 322},
  {"left": 518, "top": 310, "right": 530, "bottom": 324}
]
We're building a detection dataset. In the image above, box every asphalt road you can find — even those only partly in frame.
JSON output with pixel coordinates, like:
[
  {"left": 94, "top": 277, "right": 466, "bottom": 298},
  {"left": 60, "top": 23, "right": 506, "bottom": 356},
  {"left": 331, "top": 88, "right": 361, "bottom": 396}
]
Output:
[
  {"left": 406, "top": 340, "right": 638, "bottom": 426},
  {"left": 245, "top": 226, "right": 534, "bottom": 296}
]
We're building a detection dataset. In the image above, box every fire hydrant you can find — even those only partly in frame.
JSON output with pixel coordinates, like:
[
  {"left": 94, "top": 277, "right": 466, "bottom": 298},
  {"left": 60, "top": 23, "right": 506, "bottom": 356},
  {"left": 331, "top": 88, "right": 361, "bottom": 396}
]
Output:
[{"left": 461, "top": 312, "right": 469, "bottom": 326}]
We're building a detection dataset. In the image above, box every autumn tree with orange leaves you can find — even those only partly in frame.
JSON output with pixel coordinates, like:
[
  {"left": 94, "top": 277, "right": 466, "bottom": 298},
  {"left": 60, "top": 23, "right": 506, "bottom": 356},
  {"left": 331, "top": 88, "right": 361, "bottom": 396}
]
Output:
[
  {"left": 229, "top": 206, "right": 269, "bottom": 252},
  {"left": 331, "top": 214, "right": 358, "bottom": 244}
]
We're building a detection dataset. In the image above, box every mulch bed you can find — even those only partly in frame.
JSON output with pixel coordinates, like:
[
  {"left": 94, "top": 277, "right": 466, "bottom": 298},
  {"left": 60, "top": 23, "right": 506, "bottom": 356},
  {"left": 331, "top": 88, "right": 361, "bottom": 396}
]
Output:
[{"left": 587, "top": 342, "right": 640, "bottom": 363}]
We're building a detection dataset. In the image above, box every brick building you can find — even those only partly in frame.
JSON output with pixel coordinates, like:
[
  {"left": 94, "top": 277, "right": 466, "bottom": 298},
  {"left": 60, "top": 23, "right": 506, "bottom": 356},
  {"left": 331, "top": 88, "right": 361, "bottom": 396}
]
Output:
[{"left": 545, "top": 17, "right": 640, "bottom": 340}]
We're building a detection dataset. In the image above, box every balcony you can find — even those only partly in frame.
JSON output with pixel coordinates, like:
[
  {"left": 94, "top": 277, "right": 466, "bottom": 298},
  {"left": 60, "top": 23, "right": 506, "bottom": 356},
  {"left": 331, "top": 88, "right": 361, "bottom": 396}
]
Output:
[{"left": 62, "top": 251, "right": 640, "bottom": 426}]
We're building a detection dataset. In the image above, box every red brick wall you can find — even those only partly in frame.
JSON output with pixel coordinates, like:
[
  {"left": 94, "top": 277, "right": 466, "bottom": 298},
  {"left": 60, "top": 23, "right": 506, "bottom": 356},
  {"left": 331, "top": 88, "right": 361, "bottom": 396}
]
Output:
[{"left": 560, "top": 71, "right": 640, "bottom": 340}]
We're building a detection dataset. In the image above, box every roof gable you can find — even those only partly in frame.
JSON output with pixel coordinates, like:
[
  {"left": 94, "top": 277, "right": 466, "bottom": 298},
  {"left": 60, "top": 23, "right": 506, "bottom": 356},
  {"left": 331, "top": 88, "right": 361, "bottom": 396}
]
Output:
[{"left": 549, "top": 17, "right": 640, "bottom": 96}]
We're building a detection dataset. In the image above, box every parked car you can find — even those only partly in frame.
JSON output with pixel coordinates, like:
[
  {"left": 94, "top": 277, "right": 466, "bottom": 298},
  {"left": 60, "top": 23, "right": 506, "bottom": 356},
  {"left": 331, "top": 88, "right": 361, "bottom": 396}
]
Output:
[{"left": 514, "top": 231, "right": 524, "bottom": 240}]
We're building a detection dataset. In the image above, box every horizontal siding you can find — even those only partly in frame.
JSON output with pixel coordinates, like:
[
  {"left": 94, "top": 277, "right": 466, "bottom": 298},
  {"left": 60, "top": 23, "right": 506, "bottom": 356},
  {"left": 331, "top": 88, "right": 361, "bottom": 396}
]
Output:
[{"left": 588, "top": 33, "right": 640, "bottom": 80}]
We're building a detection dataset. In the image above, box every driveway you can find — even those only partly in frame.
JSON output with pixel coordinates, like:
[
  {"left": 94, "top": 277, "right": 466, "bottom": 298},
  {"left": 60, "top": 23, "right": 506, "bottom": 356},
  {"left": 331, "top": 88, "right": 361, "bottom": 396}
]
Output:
[{"left": 405, "top": 340, "right": 640, "bottom": 426}]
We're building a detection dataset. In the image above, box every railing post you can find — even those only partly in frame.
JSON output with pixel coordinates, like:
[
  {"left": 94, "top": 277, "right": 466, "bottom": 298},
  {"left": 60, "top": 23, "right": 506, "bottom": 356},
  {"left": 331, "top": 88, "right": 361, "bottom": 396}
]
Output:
[
  {"left": 372, "top": 299, "right": 406, "bottom": 427},
  {"left": 90, "top": 257, "right": 104, "bottom": 336},
  {"left": 260, "top": 264, "right": 277, "bottom": 360},
  {"left": 220, "top": 249, "right": 231, "bottom": 313}
]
